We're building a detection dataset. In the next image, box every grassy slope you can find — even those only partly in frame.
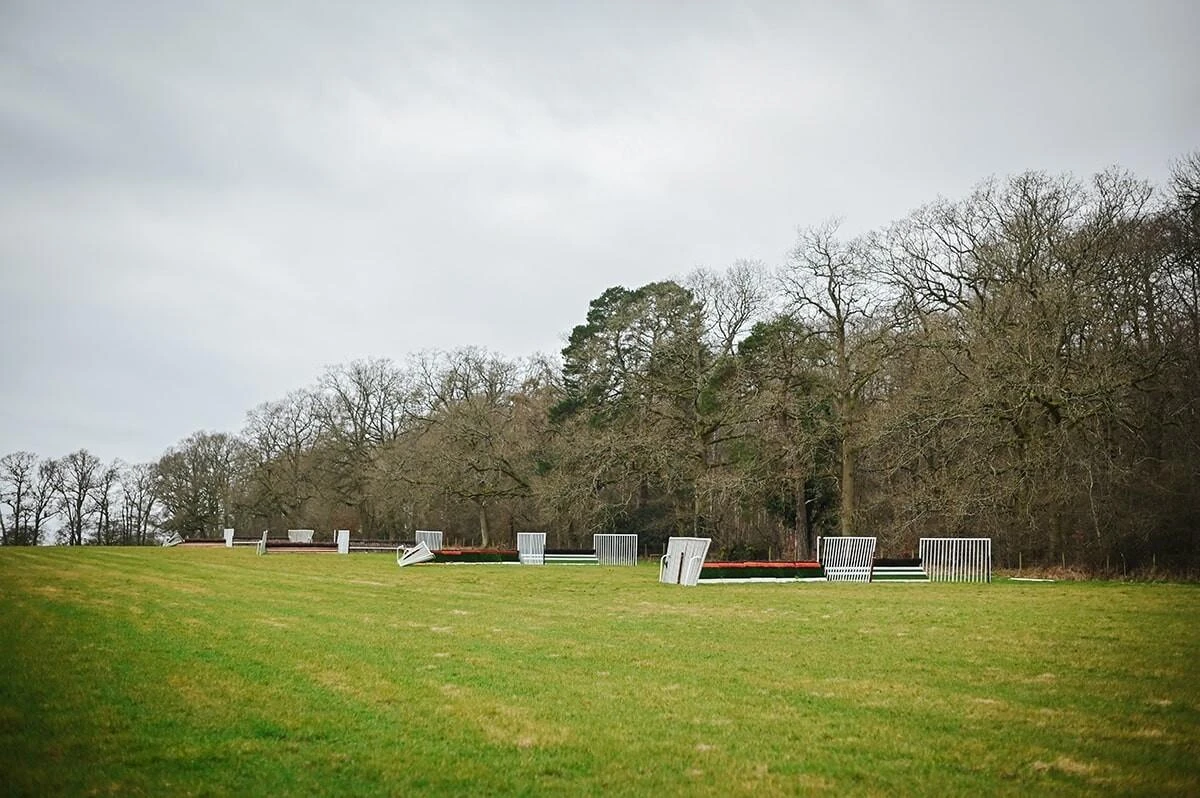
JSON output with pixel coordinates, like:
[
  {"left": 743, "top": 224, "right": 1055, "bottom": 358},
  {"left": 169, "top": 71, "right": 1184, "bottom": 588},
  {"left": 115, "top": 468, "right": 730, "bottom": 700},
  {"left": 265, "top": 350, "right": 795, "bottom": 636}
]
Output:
[{"left": 0, "top": 548, "right": 1196, "bottom": 796}]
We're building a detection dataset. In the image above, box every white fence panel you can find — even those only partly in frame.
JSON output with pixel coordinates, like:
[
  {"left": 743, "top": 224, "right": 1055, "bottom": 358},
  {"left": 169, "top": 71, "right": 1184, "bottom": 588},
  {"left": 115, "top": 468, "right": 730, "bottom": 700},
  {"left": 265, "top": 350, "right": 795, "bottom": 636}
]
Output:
[
  {"left": 594, "top": 533, "right": 638, "bottom": 566},
  {"left": 818, "top": 536, "right": 877, "bottom": 582},
  {"left": 287, "top": 528, "right": 315, "bottom": 543},
  {"left": 224, "top": 528, "right": 235, "bottom": 548},
  {"left": 414, "top": 530, "right": 443, "bottom": 550},
  {"left": 517, "top": 532, "right": 546, "bottom": 565},
  {"left": 397, "top": 541, "right": 435, "bottom": 567},
  {"left": 659, "top": 537, "right": 711, "bottom": 586},
  {"left": 919, "top": 538, "right": 992, "bottom": 583}
]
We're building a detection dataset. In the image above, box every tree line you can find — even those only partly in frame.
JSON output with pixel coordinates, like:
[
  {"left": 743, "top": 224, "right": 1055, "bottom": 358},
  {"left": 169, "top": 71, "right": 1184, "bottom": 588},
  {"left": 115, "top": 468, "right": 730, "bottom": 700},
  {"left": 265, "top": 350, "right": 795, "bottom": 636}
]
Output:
[{"left": 3, "top": 157, "right": 1197, "bottom": 572}]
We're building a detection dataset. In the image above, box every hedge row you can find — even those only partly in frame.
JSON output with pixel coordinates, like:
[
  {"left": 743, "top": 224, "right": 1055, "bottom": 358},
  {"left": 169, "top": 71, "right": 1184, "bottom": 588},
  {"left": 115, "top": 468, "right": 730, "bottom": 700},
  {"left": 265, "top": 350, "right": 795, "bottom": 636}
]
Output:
[
  {"left": 431, "top": 549, "right": 520, "bottom": 563},
  {"left": 700, "top": 562, "right": 826, "bottom": 580}
]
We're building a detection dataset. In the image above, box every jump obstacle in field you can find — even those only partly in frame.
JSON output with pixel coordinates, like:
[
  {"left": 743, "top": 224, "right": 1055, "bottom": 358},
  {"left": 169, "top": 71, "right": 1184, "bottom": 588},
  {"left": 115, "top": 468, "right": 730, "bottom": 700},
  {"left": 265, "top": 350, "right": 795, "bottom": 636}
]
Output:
[
  {"left": 255, "top": 530, "right": 338, "bottom": 554},
  {"left": 512, "top": 532, "right": 638, "bottom": 565},
  {"left": 252, "top": 529, "right": 445, "bottom": 556},
  {"left": 659, "top": 537, "right": 712, "bottom": 586},
  {"left": 696, "top": 560, "right": 827, "bottom": 583},
  {"left": 163, "top": 528, "right": 277, "bottom": 548},
  {"left": 696, "top": 537, "right": 992, "bottom": 584},
  {"left": 182, "top": 526, "right": 989, "bottom": 585},
  {"left": 252, "top": 527, "right": 636, "bottom": 566},
  {"left": 163, "top": 528, "right": 340, "bottom": 552},
  {"left": 395, "top": 532, "right": 637, "bottom": 567},
  {"left": 517, "top": 532, "right": 545, "bottom": 564},
  {"left": 334, "top": 529, "right": 441, "bottom": 555},
  {"left": 817, "top": 536, "right": 877, "bottom": 581},
  {"left": 918, "top": 537, "right": 992, "bottom": 583},
  {"left": 397, "top": 541, "right": 435, "bottom": 567}
]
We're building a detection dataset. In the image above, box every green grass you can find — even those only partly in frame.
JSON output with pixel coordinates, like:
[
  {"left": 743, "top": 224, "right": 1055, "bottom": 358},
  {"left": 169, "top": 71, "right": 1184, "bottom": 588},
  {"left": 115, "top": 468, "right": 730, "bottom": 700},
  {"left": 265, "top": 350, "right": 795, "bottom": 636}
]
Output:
[{"left": 0, "top": 549, "right": 1196, "bottom": 796}]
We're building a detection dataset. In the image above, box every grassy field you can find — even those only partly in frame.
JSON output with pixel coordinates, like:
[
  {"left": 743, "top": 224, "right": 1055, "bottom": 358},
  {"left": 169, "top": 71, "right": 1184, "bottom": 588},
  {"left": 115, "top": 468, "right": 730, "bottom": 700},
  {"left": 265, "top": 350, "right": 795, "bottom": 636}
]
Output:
[{"left": 0, "top": 548, "right": 1196, "bottom": 796}]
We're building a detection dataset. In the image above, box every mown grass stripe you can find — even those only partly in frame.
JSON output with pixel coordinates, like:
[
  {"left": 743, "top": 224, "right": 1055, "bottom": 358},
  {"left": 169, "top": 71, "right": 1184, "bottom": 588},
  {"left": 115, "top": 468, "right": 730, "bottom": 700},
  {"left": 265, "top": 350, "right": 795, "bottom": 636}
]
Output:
[{"left": 0, "top": 549, "right": 1196, "bottom": 796}]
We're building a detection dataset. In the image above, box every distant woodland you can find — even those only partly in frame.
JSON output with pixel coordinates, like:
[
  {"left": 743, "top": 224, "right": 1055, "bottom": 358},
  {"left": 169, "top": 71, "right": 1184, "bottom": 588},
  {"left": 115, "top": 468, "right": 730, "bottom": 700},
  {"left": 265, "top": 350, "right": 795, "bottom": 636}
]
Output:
[{"left": 4, "top": 156, "right": 1199, "bottom": 573}]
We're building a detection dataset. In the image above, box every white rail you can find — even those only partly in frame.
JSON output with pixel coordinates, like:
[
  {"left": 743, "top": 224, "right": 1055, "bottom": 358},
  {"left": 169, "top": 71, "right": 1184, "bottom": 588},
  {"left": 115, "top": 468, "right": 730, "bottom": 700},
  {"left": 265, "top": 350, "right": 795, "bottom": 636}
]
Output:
[
  {"left": 414, "top": 530, "right": 444, "bottom": 550},
  {"left": 398, "top": 542, "right": 435, "bottom": 567},
  {"left": 593, "top": 533, "right": 638, "bottom": 566},
  {"left": 918, "top": 538, "right": 992, "bottom": 582},
  {"left": 818, "top": 536, "right": 877, "bottom": 582},
  {"left": 517, "top": 532, "right": 546, "bottom": 565},
  {"left": 659, "top": 537, "right": 711, "bottom": 586}
]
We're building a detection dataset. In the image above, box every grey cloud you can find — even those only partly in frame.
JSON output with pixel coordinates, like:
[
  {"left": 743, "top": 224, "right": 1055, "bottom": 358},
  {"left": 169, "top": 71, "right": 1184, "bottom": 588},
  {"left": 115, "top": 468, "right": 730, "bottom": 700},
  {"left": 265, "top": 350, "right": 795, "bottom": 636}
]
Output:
[{"left": 1, "top": 0, "right": 1197, "bottom": 463}]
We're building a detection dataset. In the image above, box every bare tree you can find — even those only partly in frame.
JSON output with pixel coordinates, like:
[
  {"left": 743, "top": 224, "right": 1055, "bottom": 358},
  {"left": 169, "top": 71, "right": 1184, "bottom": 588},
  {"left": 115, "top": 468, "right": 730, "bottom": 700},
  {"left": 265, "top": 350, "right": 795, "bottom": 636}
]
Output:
[
  {"left": 734, "top": 314, "right": 837, "bottom": 559},
  {"left": 55, "top": 449, "right": 102, "bottom": 546},
  {"left": 313, "top": 359, "right": 419, "bottom": 535},
  {"left": 778, "top": 221, "right": 894, "bottom": 536},
  {"left": 0, "top": 452, "right": 33, "bottom": 545},
  {"left": 119, "top": 462, "right": 159, "bottom": 544},
  {"left": 156, "top": 432, "right": 247, "bottom": 538},
  {"left": 90, "top": 461, "right": 122, "bottom": 545},
  {"left": 873, "top": 169, "right": 1186, "bottom": 566},
  {"left": 242, "top": 390, "right": 322, "bottom": 532},
  {"left": 0, "top": 452, "right": 57, "bottom": 545},
  {"left": 399, "top": 349, "right": 535, "bottom": 546},
  {"left": 687, "top": 259, "right": 771, "bottom": 357}
]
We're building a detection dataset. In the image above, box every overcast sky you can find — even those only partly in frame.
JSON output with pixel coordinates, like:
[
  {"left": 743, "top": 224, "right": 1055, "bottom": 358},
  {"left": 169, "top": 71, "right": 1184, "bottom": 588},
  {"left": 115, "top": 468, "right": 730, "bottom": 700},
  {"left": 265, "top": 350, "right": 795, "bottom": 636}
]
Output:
[{"left": 2, "top": 1, "right": 1197, "bottom": 465}]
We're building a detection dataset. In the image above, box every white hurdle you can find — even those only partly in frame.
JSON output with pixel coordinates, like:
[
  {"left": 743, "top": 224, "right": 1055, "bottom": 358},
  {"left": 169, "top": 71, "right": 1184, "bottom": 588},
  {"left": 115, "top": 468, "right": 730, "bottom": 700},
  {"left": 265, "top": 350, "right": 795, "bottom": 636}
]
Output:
[
  {"left": 919, "top": 538, "right": 992, "bottom": 583},
  {"left": 593, "top": 533, "right": 638, "bottom": 566},
  {"left": 659, "top": 537, "right": 711, "bottom": 586},
  {"left": 287, "top": 528, "right": 315, "bottom": 543},
  {"left": 517, "top": 532, "right": 546, "bottom": 565},
  {"left": 397, "top": 541, "right": 435, "bottom": 567},
  {"left": 818, "top": 536, "right": 877, "bottom": 582},
  {"left": 224, "top": 528, "right": 235, "bottom": 548},
  {"left": 415, "top": 530, "right": 444, "bottom": 550}
]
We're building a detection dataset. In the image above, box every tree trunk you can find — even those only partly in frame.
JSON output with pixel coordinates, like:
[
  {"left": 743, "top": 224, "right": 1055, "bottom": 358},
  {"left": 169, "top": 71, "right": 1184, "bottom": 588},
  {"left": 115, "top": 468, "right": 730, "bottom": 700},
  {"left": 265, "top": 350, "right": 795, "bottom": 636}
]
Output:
[
  {"left": 794, "top": 477, "right": 813, "bottom": 560},
  {"left": 836, "top": 326, "right": 855, "bottom": 538},
  {"left": 840, "top": 437, "right": 854, "bottom": 538},
  {"left": 838, "top": 389, "right": 855, "bottom": 538},
  {"left": 478, "top": 504, "right": 490, "bottom": 547}
]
